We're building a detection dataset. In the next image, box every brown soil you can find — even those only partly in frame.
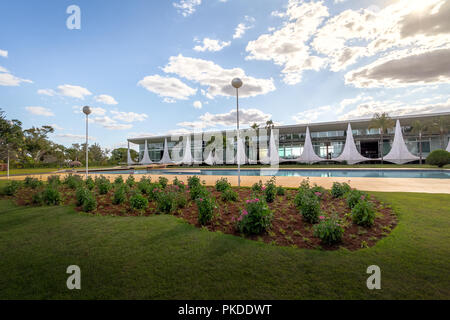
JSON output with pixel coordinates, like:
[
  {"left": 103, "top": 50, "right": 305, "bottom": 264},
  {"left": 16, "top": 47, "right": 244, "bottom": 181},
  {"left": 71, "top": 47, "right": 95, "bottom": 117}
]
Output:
[{"left": 8, "top": 184, "right": 397, "bottom": 251}]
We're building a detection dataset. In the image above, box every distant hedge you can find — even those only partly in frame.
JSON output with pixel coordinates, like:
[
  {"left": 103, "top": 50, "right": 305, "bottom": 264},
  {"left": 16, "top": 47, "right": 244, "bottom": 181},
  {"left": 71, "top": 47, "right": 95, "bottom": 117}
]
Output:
[{"left": 426, "top": 149, "right": 450, "bottom": 168}]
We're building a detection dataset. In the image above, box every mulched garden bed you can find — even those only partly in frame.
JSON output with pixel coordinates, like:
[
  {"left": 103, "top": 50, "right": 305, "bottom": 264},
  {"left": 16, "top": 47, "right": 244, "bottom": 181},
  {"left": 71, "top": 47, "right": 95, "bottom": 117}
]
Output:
[{"left": 8, "top": 184, "right": 397, "bottom": 251}]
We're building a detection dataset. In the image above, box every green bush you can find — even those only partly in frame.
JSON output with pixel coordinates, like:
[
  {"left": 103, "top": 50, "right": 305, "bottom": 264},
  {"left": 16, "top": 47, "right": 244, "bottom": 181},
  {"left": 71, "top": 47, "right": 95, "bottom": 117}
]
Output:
[
  {"left": 187, "top": 176, "right": 201, "bottom": 189},
  {"left": 331, "top": 182, "right": 351, "bottom": 198},
  {"left": 24, "top": 177, "right": 43, "bottom": 189},
  {"left": 85, "top": 177, "right": 95, "bottom": 190},
  {"left": 3, "top": 180, "right": 22, "bottom": 196},
  {"left": 31, "top": 192, "right": 44, "bottom": 205},
  {"left": 114, "top": 176, "right": 124, "bottom": 185},
  {"left": 197, "top": 195, "right": 216, "bottom": 225},
  {"left": 42, "top": 187, "right": 61, "bottom": 205},
  {"left": 82, "top": 193, "right": 97, "bottom": 212},
  {"left": 189, "top": 184, "right": 208, "bottom": 201},
  {"left": 172, "top": 177, "right": 185, "bottom": 191},
  {"left": 251, "top": 180, "right": 263, "bottom": 193},
  {"left": 263, "top": 177, "right": 277, "bottom": 203},
  {"left": 47, "top": 175, "right": 61, "bottom": 186},
  {"left": 236, "top": 198, "right": 273, "bottom": 235},
  {"left": 97, "top": 178, "right": 112, "bottom": 195},
  {"left": 276, "top": 186, "right": 286, "bottom": 196},
  {"left": 296, "top": 193, "right": 320, "bottom": 224},
  {"left": 64, "top": 174, "right": 83, "bottom": 189},
  {"left": 148, "top": 183, "right": 162, "bottom": 201},
  {"left": 137, "top": 178, "right": 152, "bottom": 195},
  {"left": 175, "top": 192, "right": 187, "bottom": 209},
  {"left": 221, "top": 188, "right": 238, "bottom": 202},
  {"left": 156, "top": 190, "right": 177, "bottom": 214},
  {"left": 215, "top": 178, "right": 231, "bottom": 192},
  {"left": 129, "top": 192, "right": 148, "bottom": 210},
  {"left": 126, "top": 175, "right": 136, "bottom": 187},
  {"left": 158, "top": 176, "right": 168, "bottom": 189},
  {"left": 313, "top": 216, "right": 344, "bottom": 245},
  {"left": 352, "top": 200, "right": 375, "bottom": 227},
  {"left": 75, "top": 187, "right": 90, "bottom": 206},
  {"left": 113, "top": 185, "right": 127, "bottom": 205},
  {"left": 346, "top": 189, "right": 368, "bottom": 209},
  {"left": 426, "top": 149, "right": 450, "bottom": 167}
]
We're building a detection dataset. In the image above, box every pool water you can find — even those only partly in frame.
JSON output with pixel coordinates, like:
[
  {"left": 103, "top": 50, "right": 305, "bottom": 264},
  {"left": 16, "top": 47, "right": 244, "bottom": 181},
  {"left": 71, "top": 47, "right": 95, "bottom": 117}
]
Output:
[{"left": 92, "top": 169, "right": 450, "bottom": 179}]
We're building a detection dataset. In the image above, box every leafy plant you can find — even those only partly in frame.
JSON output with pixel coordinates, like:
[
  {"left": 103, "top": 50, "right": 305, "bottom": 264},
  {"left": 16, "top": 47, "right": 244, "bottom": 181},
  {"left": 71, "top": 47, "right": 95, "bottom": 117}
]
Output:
[
  {"left": 85, "top": 177, "right": 95, "bottom": 190},
  {"left": 197, "top": 195, "right": 216, "bottom": 225},
  {"left": 295, "top": 192, "right": 320, "bottom": 224},
  {"left": 114, "top": 176, "right": 124, "bottom": 185},
  {"left": 172, "top": 177, "right": 185, "bottom": 191},
  {"left": 426, "top": 149, "right": 450, "bottom": 168},
  {"left": 276, "top": 186, "right": 285, "bottom": 196},
  {"left": 189, "top": 184, "right": 208, "bottom": 201},
  {"left": 75, "top": 187, "right": 90, "bottom": 207},
  {"left": 31, "top": 192, "right": 44, "bottom": 205},
  {"left": 352, "top": 200, "right": 376, "bottom": 227},
  {"left": 47, "top": 175, "right": 61, "bottom": 186},
  {"left": 156, "top": 190, "right": 177, "bottom": 214},
  {"left": 129, "top": 192, "right": 148, "bottom": 211},
  {"left": 264, "top": 177, "right": 277, "bottom": 203},
  {"left": 113, "top": 185, "right": 127, "bottom": 205},
  {"left": 126, "top": 175, "right": 135, "bottom": 187},
  {"left": 42, "top": 186, "right": 61, "bottom": 205},
  {"left": 82, "top": 192, "right": 97, "bottom": 212},
  {"left": 64, "top": 174, "right": 83, "bottom": 189},
  {"left": 221, "top": 188, "right": 238, "bottom": 202},
  {"left": 215, "top": 177, "right": 231, "bottom": 192},
  {"left": 235, "top": 198, "right": 273, "bottom": 235},
  {"left": 97, "top": 177, "right": 112, "bottom": 195},
  {"left": 24, "top": 177, "right": 43, "bottom": 189},
  {"left": 3, "top": 180, "right": 22, "bottom": 196},
  {"left": 158, "top": 176, "right": 168, "bottom": 189},
  {"left": 251, "top": 180, "right": 263, "bottom": 193},
  {"left": 346, "top": 189, "right": 368, "bottom": 209},
  {"left": 331, "top": 182, "right": 351, "bottom": 198},
  {"left": 137, "top": 178, "right": 152, "bottom": 195},
  {"left": 313, "top": 216, "right": 344, "bottom": 245},
  {"left": 187, "top": 176, "right": 201, "bottom": 189}
]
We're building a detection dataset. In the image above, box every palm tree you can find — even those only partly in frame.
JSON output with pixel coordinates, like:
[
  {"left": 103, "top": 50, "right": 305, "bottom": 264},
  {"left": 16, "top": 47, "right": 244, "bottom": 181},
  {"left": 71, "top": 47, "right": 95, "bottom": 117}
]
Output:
[
  {"left": 369, "top": 113, "right": 395, "bottom": 164},
  {"left": 432, "top": 116, "right": 450, "bottom": 149},
  {"left": 250, "top": 123, "right": 260, "bottom": 162},
  {"left": 411, "top": 120, "right": 429, "bottom": 165}
]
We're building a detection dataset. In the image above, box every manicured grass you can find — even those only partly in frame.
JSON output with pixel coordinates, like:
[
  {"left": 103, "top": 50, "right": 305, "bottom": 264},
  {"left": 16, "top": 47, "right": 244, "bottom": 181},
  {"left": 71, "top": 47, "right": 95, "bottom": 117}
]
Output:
[
  {"left": 0, "top": 165, "right": 115, "bottom": 176},
  {"left": 0, "top": 191, "right": 449, "bottom": 299}
]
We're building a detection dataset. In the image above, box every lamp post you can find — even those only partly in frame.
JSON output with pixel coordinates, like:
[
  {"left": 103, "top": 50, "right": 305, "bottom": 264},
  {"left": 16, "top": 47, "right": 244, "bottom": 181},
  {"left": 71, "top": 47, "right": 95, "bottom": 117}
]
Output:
[
  {"left": 82, "top": 106, "right": 92, "bottom": 180},
  {"left": 232, "top": 78, "right": 243, "bottom": 188}
]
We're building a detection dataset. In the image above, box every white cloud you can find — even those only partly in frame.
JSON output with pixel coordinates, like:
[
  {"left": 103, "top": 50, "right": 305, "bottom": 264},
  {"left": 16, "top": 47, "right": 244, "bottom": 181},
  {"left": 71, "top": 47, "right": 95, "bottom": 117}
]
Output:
[
  {"left": 138, "top": 74, "right": 197, "bottom": 101},
  {"left": 0, "top": 49, "right": 7, "bottom": 58},
  {"left": 246, "top": 0, "right": 329, "bottom": 84},
  {"left": 91, "top": 116, "right": 133, "bottom": 130},
  {"left": 193, "top": 101, "right": 202, "bottom": 109},
  {"left": 55, "top": 133, "right": 96, "bottom": 141},
  {"left": 57, "top": 84, "right": 92, "bottom": 99},
  {"left": 173, "top": 0, "right": 201, "bottom": 17},
  {"left": 95, "top": 94, "right": 118, "bottom": 105},
  {"left": 37, "top": 89, "right": 56, "bottom": 96},
  {"left": 110, "top": 111, "right": 148, "bottom": 123},
  {"left": 49, "top": 124, "right": 64, "bottom": 130},
  {"left": 292, "top": 105, "right": 332, "bottom": 124},
  {"left": 25, "top": 106, "right": 54, "bottom": 117},
  {"left": 194, "top": 38, "right": 231, "bottom": 52},
  {"left": 163, "top": 54, "right": 275, "bottom": 98},
  {"left": 233, "top": 16, "right": 255, "bottom": 39},
  {"left": 0, "top": 66, "right": 8, "bottom": 73},
  {"left": 0, "top": 68, "right": 32, "bottom": 86}
]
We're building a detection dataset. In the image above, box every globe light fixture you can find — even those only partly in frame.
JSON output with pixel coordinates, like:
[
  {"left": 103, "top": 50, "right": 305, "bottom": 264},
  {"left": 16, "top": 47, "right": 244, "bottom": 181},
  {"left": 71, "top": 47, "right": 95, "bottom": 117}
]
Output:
[{"left": 231, "top": 78, "right": 243, "bottom": 188}]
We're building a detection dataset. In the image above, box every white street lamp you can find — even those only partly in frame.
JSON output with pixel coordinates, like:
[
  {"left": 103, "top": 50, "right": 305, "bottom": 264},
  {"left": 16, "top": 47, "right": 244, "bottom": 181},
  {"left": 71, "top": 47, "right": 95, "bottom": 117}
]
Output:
[
  {"left": 82, "top": 106, "right": 92, "bottom": 180},
  {"left": 232, "top": 78, "right": 243, "bottom": 188}
]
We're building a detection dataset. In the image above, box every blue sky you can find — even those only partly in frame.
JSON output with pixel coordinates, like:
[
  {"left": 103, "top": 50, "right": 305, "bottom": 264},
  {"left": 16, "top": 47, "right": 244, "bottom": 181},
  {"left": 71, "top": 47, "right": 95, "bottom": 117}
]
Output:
[{"left": 1, "top": 0, "right": 449, "bottom": 150}]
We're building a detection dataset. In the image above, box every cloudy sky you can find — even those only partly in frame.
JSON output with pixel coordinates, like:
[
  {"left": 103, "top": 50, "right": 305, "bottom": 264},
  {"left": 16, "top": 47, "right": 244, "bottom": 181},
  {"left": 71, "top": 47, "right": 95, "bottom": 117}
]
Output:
[{"left": 1, "top": 0, "right": 449, "bottom": 150}]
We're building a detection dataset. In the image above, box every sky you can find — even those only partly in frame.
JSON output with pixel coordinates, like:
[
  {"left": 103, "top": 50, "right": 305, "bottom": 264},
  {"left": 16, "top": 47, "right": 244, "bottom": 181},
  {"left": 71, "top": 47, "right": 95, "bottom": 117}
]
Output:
[{"left": 1, "top": 0, "right": 449, "bottom": 151}]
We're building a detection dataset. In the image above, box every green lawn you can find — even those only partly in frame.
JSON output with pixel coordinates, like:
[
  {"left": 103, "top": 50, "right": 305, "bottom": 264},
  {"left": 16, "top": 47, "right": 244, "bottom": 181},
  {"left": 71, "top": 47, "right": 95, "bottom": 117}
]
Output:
[
  {"left": 0, "top": 165, "right": 115, "bottom": 176},
  {"left": 0, "top": 192, "right": 449, "bottom": 299}
]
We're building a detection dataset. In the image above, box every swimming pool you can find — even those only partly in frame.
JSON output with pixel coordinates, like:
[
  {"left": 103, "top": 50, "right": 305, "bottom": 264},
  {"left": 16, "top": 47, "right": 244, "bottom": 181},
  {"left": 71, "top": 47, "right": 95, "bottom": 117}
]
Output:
[{"left": 91, "top": 169, "right": 450, "bottom": 179}]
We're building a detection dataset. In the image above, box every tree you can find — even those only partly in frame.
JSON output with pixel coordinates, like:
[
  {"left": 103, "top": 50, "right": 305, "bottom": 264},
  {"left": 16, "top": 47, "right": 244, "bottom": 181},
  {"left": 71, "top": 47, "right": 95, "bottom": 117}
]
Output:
[
  {"left": 432, "top": 116, "right": 450, "bottom": 149},
  {"left": 23, "top": 126, "right": 55, "bottom": 163},
  {"left": 110, "top": 148, "right": 138, "bottom": 164},
  {"left": 88, "top": 143, "right": 107, "bottom": 164},
  {"left": 0, "top": 109, "right": 25, "bottom": 170},
  {"left": 369, "top": 113, "right": 395, "bottom": 164},
  {"left": 411, "top": 120, "right": 429, "bottom": 165}
]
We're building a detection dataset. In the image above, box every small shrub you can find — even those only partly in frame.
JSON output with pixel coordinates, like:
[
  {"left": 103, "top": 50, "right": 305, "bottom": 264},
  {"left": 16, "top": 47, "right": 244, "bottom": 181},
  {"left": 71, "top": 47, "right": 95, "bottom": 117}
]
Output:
[
  {"left": 264, "top": 177, "right": 277, "bottom": 203},
  {"left": 156, "top": 190, "right": 177, "bottom": 214},
  {"left": 82, "top": 193, "right": 97, "bottom": 212},
  {"left": 113, "top": 185, "right": 127, "bottom": 205},
  {"left": 42, "top": 187, "right": 61, "bottom": 205},
  {"left": 331, "top": 182, "right": 351, "bottom": 198},
  {"left": 175, "top": 192, "right": 187, "bottom": 209},
  {"left": 187, "top": 176, "right": 201, "bottom": 189},
  {"left": 251, "top": 180, "right": 263, "bottom": 193},
  {"left": 32, "top": 192, "right": 44, "bottom": 206},
  {"left": 313, "top": 215, "right": 344, "bottom": 245},
  {"left": 346, "top": 189, "right": 368, "bottom": 209},
  {"left": 158, "top": 176, "right": 168, "bottom": 189},
  {"left": 221, "top": 188, "right": 238, "bottom": 202},
  {"left": 75, "top": 187, "right": 90, "bottom": 206},
  {"left": 276, "top": 186, "right": 285, "bottom": 196},
  {"left": 64, "top": 174, "right": 82, "bottom": 189},
  {"left": 296, "top": 193, "right": 320, "bottom": 224},
  {"left": 129, "top": 192, "right": 148, "bottom": 211},
  {"left": 85, "top": 177, "right": 95, "bottom": 190},
  {"left": 3, "top": 180, "right": 21, "bottom": 196},
  {"left": 24, "top": 177, "right": 43, "bottom": 189},
  {"left": 426, "top": 149, "right": 450, "bottom": 167},
  {"left": 235, "top": 198, "right": 273, "bottom": 235},
  {"left": 47, "top": 175, "right": 61, "bottom": 186},
  {"left": 97, "top": 178, "right": 112, "bottom": 195},
  {"left": 352, "top": 200, "right": 376, "bottom": 227},
  {"left": 114, "top": 176, "right": 124, "bottom": 185},
  {"left": 137, "top": 178, "right": 152, "bottom": 195},
  {"left": 126, "top": 175, "right": 135, "bottom": 187},
  {"left": 172, "top": 177, "right": 185, "bottom": 191},
  {"left": 215, "top": 178, "right": 231, "bottom": 192},
  {"left": 148, "top": 183, "right": 162, "bottom": 201},
  {"left": 189, "top": 184, "right": 208, "bottom": 201},
  {"left": 197, "top": 196, "right": 216, "bottom": 225}
]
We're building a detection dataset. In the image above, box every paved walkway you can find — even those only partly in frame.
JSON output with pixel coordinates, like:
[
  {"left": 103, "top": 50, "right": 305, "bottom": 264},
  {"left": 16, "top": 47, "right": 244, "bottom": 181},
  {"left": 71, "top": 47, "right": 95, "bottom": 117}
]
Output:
[{"left": 2, "top": 172, "right": 449, "bottom": 194}]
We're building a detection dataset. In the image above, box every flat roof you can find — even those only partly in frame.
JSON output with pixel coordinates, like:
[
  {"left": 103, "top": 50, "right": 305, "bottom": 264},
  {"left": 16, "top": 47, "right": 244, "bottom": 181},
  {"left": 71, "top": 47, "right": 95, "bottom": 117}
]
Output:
[{"left": 128, "top": 111, "right": 450, "bottom": 144}]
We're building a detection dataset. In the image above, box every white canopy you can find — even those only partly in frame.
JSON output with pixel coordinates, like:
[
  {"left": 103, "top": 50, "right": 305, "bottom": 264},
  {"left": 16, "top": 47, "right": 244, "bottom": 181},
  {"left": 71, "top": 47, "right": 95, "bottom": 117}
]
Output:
[
  {"left": 127, "top": 148, "right": 134, "bottom": 166},
  {"left": 446, "top": 139, "right": 450, "bottom": 152},
  {"left": 139, "top": 140, "right": 152, "bottom": 165},
  {"left": 268, "top": 129, "right": 279, "bottom": 166},
  {"left": 333, "top": 123, "right": 373, "bottom": 164},
  {"left": 181, "top": 135, "right": 193, "bottom": 165},
  {"left": 294, "top": 127, "right": 323, "bottom": 164},
  {"left": 159, "top": 138, "right": 173, "bottom": 164},
  {"left": 384, "top": 120, "right": 420, "bottom": 164},
  {"left": 204, "top": 151, "right": 214, "bottom": 166},
  {"left": 236, "top": 136, "right": 247, "bottom": 165}
]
